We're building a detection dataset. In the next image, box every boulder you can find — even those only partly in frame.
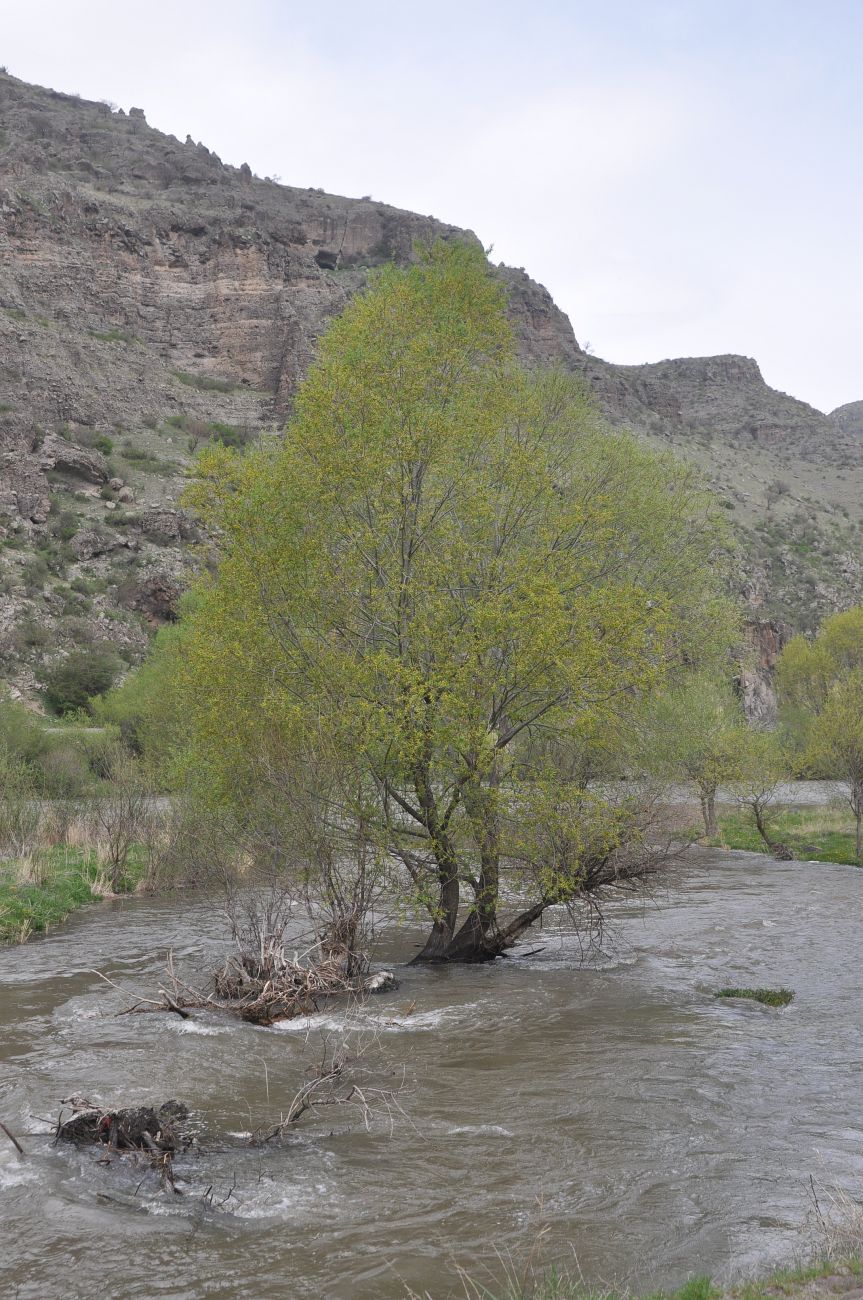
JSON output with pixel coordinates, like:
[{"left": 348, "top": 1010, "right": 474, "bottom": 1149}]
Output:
[{"left": 40, "top": 435, "right": 108, "bottom": 484}]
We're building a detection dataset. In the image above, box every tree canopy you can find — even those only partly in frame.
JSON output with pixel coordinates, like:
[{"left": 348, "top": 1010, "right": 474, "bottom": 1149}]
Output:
[
  {"left": 777, "top": 607, "right": 863, "bottom": 860},
  {"left": 175, "top": 240, "right": 736, "bottom": 961}
]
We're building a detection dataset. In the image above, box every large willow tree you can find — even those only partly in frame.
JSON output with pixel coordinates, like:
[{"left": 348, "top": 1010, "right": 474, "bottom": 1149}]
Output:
[{"left": 180, "top": 241, "right": 734, "bottom": 962}]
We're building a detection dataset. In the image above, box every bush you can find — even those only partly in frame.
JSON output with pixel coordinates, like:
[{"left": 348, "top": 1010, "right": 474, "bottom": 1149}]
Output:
[
  {"left": 44, "top": 650, "right": 120, "bottom": 716},
  {"left": 21, "top": 554, "right": 49, "bottom": 593},
  {"left": 49, "top": 510, "right": 78, "bottom": 543}
]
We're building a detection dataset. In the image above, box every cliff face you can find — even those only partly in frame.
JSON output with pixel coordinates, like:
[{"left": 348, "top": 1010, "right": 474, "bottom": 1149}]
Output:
[{"left": 0, "top": 70, "right": 861, "bottom": 704}]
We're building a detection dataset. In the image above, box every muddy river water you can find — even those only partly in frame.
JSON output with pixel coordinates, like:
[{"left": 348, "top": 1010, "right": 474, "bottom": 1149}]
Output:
[{"left": 2, "top": 848, "right": 862, "bottom": 1300}]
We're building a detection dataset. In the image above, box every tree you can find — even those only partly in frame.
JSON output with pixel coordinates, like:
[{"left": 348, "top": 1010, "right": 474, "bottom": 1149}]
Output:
[
  {"left": 730, "top": 728, "right": 793, "bottom": 857},
  {"left": 44, "top": 649, "right": 119, "bottom": 717},
  {"left": 776, "top": 609, "right": 863, "bottom": 862},
  {"left": 776, "top": 607, "right": 863, "bottom": 764},
  {"left": 178, "top": 240, "right": 735, "bottom": 963},
  {"left": 644, "top": 673, "right": 748, "bottom": 837},
  {"left": 797, "top": 672, "right": 863, "bottom": 864}
]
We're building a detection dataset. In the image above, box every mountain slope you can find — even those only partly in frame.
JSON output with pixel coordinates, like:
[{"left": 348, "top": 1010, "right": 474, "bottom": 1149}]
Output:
[{"left": 1, "top": 70, "right": 861, "bottom": 704}]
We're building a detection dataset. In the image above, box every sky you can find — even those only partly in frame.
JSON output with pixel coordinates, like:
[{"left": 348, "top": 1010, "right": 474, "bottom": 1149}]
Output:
[{"left": 3, "top": 1, "right": 862, "bottom": 413}]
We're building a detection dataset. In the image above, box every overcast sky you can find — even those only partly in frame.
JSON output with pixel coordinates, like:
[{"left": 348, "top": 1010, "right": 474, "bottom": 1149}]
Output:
[{"left": 4, "top": 1, "right": 861, "bottom": 413}]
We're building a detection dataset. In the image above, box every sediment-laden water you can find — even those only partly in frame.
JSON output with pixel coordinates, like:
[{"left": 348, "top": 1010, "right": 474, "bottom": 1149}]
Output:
[{"left": 1, "top": 849, "right": 862, "bottom": 1299}]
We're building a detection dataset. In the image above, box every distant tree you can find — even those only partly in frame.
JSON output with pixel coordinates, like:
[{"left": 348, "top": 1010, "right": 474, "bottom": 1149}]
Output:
[
  {"left": 797, "top": 672, "right": 863, "bottom": 863},
  {"left": 730, "top": 728, "right": 792, "bottom": 856},
  {"left": 776, "top": 607, "right": 863, "bottom": 765},
  {"left": 44, "top": 650, "right": 119, "bottom": 717},
  {"left": 644, "top": 673, "right": 748, "bottom": 837}
]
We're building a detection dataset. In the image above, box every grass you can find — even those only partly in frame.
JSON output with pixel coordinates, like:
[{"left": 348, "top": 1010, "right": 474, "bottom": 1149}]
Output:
[
  {"left": 89, "top": 328, "right": 137, "bottom": 344},
  {"left": 172, "top": 368, "right": 236, "bottom": 393},
  {"left": 453, "top": 1257, "right": 863, "bottom": 1300},
  {"left": 0, "top": 845, "right": 145, "bottom": 943},
  {"left": 715, "top": 988, "right": 794, "bottom": 1007},
  {"left": 709, "top": 807, "right": 862, "bottom": 867}
]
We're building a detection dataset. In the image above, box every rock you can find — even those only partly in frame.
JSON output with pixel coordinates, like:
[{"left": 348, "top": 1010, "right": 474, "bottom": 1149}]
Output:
[
  {"left": 69, "top": 526, "right": 113, "bottom": 560},
  {"left": 118, "top": 570, "right": 181, "bottom": 622},
  {"left": 40, "top": 435, "right": 108, "bottom": 484}
]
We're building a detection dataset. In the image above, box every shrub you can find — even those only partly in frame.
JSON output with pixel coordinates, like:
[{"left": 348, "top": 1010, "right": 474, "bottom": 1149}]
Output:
[
  {"left": 49, "top": 510, "right": 78, "bottom": 543},
  {"left": 44, "top": 650, "right": 120, "bottom": 717},
  {"left": 21, "top": 554, "right": 49, "bottom": 593}
]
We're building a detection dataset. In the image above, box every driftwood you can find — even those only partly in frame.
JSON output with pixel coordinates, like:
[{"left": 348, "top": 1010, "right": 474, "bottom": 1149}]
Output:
[{"left": 0, "top": 1121, "right": 24, "bottom": 1155}]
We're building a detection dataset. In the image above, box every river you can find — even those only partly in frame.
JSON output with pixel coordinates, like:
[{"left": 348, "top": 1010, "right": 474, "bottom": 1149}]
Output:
[{"left": 1, "top": 848, "right": 861, "bottom": 1300}]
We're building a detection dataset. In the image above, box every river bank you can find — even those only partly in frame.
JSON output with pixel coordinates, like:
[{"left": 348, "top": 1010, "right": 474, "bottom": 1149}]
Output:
[
  {"left": 0, "top": 844, "right": 145, "bottom": 942},
  {"left": 469, "top": 1256, "right": 863, "bottom": 1300},
  {"left": 706, "top": 807, "right": 862, "bottom": 867}
]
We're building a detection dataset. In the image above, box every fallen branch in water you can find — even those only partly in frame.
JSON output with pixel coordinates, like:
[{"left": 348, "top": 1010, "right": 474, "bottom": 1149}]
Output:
[
  {"left": 0, "top": 1121, "right": 24, "bottom": 1155},
  {"left": 250, "top": 1027, "right": 410, "bottom": 1143}
]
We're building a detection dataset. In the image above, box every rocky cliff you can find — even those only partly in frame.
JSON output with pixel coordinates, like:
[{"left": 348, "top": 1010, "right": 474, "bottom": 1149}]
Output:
[{"left": 1, "top": 70, "right": 861, "bottom": 704}]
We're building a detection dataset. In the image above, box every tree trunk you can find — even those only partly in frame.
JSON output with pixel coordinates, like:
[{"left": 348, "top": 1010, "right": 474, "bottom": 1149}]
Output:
[
  {"left": 856, "top": 810, "right": 861, "bottom": 866},
  {"left": 700, "top": 786, "right": 718, "bottom": 837},
  {"left": 414, "top": 898, "right": 549, "bottom": 963},
  {"left": 409, "top": 859, "right": 461, "bottom": 964}
]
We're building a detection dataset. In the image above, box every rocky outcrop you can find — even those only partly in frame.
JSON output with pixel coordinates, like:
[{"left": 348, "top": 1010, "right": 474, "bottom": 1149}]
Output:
[
  {"left": 831, "top": 400, "right": 863, "bottom": 439},
  {"left": 40, "top": 435, "right": 109, "bottom": 483},
  {"left": 738, "top": 619, "right": 794, "bottom": 725}
]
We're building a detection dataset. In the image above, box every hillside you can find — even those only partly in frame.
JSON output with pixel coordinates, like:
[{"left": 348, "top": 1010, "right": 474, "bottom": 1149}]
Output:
[{"left": 1, "top": 69, "right": 861, "bottom": 705}]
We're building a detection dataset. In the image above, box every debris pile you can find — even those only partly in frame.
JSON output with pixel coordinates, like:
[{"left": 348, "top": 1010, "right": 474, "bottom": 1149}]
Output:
[{"left": 55, "top": 1095, "right": 191, "bottom": 1191}]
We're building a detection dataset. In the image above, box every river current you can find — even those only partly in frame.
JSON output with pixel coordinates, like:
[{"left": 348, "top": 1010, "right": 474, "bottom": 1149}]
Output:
[{"left": 1, "top": 848, "right": 862, "bottom": 1299}]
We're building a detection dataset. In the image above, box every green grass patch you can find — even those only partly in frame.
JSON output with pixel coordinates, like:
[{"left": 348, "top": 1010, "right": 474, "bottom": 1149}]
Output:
[
  {"left": 709, "top": 807, "right": 862, "bottom": 867},
  {"left": 118, "top": 440, "right": 181, "bottom": 475},
  {"left": 89, "top": 328, "right": 137, "bottom": 344},
  {"left": 715, "top": 988, "right": 794, "bottom": 1007},
  {"left": 0, "top": 846, "right": 145, "bottom": 943},
  {"left": 173, "top": 369, "right": 236, "bottom": 393}
]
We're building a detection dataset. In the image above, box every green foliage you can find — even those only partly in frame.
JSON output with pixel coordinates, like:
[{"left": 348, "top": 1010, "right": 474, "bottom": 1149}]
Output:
[
  {"left": 119, "top": 439, "right": 177, "bottom": 474},
  {"left": 777, "top": 607, "right": 863, "bottom": 761},
  {"left": 641, "top": 673, "right": 750, "bottom": 833},
  {"left": 173, "top": 241, "right": 736, "bottom": 956},
  {"left": 95, "top": 620, "right": 189, "bottom": 774},
  {"left": 49, "top": 509, "right": 79, "bottom": 543},
  {"left": 44, "top": 649, "right": 120, "bottom": 716},
  {"left": 20, "top": 553, "right": 49, "bottom": 593},
  {"left": 715, "top": 988, "right": 794, "bottom": 1007},
  {"left": 777, "top": 610, "right": 863, "bottom": 858}
]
